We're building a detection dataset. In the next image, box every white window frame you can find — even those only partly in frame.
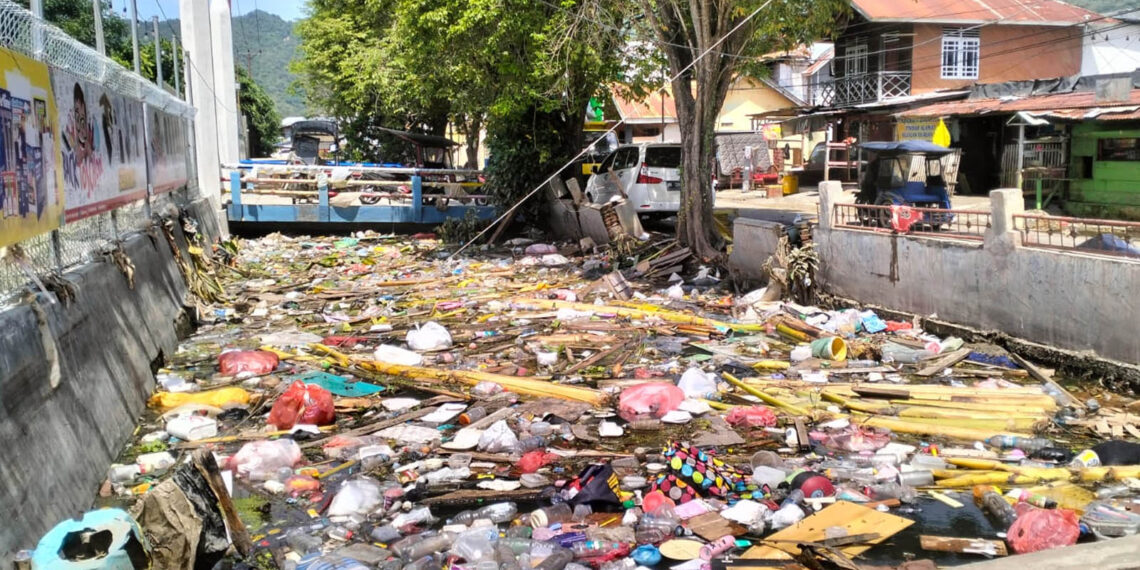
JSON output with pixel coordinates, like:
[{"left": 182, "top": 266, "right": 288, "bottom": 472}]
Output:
[
  {"left": 941, "top": 28, "right": 980, "bottom": 80},
  {"left": 845, "top": 41, "right": 869, "bottom": 76}
]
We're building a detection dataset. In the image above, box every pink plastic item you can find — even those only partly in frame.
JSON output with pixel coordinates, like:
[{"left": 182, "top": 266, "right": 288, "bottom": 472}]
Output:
[
  {"left": 725, "top": 406, "right": 777, "bottom": 428},
  {"left": 218, "top": 350, "right": 279, "bottom": 375},
  {"left": 619, "top": 383, "right": 685, "bottom": 421},
  {"left": 1007, "top": 504, "right": 1080, "bottom": 554}
]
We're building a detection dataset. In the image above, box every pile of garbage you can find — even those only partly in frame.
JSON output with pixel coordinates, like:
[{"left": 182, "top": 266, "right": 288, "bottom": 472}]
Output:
[{"left": 28, "top": 232, "right": 1140, "bottom": 569}]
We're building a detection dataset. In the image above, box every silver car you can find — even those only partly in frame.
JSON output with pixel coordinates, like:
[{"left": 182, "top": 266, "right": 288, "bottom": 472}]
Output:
[{"left": 584, "top": 143, "right": 690, "bottom": 216}]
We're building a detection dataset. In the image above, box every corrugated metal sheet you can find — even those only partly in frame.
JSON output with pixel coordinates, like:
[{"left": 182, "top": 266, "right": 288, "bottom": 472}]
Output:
[
  {"left": 898, "top": 89, "right": 1140, "bottom": 120},
  {"left": 852, "top": 0, "right": 1102, "bottom": 26},
  {"left": 612, "top": 88, "right": 677, "bottom": 124}
]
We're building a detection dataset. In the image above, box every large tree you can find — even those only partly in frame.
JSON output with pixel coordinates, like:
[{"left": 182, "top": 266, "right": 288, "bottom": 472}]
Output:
[{"left": 632, "top": 0, "right": 847, "bottom": 260}]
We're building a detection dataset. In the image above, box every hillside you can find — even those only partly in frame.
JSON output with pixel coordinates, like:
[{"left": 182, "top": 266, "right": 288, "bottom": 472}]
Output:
[
  {"left": 1069, "top": 0, "right": 1140, "bottom": 15},
  {"left": 145, "top": 10, "right": 308, "bottom": 118}
]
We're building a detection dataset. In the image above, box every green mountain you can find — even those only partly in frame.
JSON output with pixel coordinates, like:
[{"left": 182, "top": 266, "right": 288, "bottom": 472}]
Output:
[{"left": 145, "top": 10, "right": 308, "bottom": 118}]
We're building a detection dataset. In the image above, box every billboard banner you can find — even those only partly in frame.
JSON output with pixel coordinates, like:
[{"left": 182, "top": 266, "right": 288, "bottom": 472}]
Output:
[
  {"left": 0, "top": 48, "right": 65, "bottom": 248},
  {"left": 146, "top": 105, "right": 189, "bottom": 194},
  {"left": 53, "top": 70, "right": 147, "bottom": 222}
]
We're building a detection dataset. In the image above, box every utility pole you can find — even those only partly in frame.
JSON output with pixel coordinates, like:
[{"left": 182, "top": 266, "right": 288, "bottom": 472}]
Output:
[
  {"left": 92, "top": 0, "right": 105, "bottom": 55},
  {"left": 153, "top": 16, "right": 163, "bottom": 87},
  {"left": 130, "top": 0, "right": 140, "bottom": 73},
  {"left": 173, "top": 37, "right": 181, "bottom": 97},
  {"left": 30, "top": 0, "right": 43, "bottom": 58}
]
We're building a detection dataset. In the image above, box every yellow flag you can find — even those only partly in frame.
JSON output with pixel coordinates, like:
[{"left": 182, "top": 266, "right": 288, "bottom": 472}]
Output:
[{"left": 932, "top": 119, "right": 951, "bottom": 147}]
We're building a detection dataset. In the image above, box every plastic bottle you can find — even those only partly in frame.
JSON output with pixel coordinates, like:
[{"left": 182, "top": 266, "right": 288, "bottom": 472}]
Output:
[
  {"left": 529, "top": 421, "right": 555, "bottom": 437},
  {"left": 403, "top": 554, "right": 441, "bottom": 570},
  {"left": 600, "top": 559, "right": 637, "bottom": 570},
  {"left": 985, "top": 436, "right": 1054, "bottom": 453},
  {"left": 515, "top": 436, "right": 546, "bottom": 454},
  {"left": 880, "top": 343, "right": 934, "bottom": 364},
  {"left": 391, "top": 507, "right": 435, "bottom": 528},
  {"left": 459, "top": 407, "right": 487, "bottom": 425},
  {"left": 406, "top": 533, "right": 457, "bottom": 561},
  {"left": 972, "top": 486, "right": 1017, "bottom": 529},
  {"left": 530, "top": 503, "right": 573, "bottom": 527},
  {"left": 781, "top": 489, "right": 805, "bottom": 508},
  {"left": 1008, "top": 489, "right": 1058, "bottom": 509},
  {"left": 497, "top": 542, "right": 524, "bottom": 570},
  {"left": 534, "top": 548, "right": 574, "bottom": 570},
  {"left": 328, "top": 526, "right": 353, "bottom": 541},
  {"left": 454, "top": 502, "right": 519, "bottom": 525},
  {"left": 570, "top": 541, "right": 622, "bottom": 560},
  {"left": 285, "top": 529, "right": 323, "bottom": 554},
  {"left": 869, "top": 482, "right": 917, "bottom": 503},
  {"left": 699, "top": 536, "right": 736, "bottom": 560}
]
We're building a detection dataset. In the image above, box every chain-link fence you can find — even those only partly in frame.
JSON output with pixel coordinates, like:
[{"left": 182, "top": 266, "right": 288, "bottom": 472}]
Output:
[{"left": 0, "top": 0, "right": 198, "bottom": 306}]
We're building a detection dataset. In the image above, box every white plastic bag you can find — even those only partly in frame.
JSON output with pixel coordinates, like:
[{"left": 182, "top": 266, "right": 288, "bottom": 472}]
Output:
[
  {"left": 327, "top": 478, "right": 383, "bottom": 517},
  {"left": 374, "top": 344, "right": 424, "bottom": 366},
  {"left": 406, "top": 322, "right": 453, "bottom": 351},
  {"left": 477, "top": 420, "right": 518, "bottom": 454},
  {"left": 677, "top": 368, "right": 717, "bottom": 398}
]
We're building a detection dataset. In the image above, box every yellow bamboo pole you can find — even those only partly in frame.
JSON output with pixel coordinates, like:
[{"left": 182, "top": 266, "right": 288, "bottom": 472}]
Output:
[
  {"left": 722, "top": 372, "right": 811, "bottom": 416},
  {"left": 357, "top": 359, "right": 608, "bottom": 406},
  {"left": 509, "top": 298, "right": 765, "bottom": 333}
]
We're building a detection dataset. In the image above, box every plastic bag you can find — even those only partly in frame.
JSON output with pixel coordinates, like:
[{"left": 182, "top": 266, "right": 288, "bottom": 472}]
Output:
[
  {"left": 268, "top": 381, "right": 336, "bottom": 430},
  {"left": 677, "top": 368, "right": 717, "bottom": 398},
  {"left": 406, "top": 322, "right": 453, "bottom": 351},
  {"left": 327, "top": 478, "right": 383, "bottom": 517},
  {"left": 1007, "top": 504, "right": 1079, "bottom": 554},
  {"left": 619, "top": 383, "right": 685, "bottom": 421},
  {"left": 725, "top": 406, "right": 777, "bottom": 428},
  {"left": 565, "top": 464, "right": 622, "bottom": 507},
  {"left": 477, "top": 420, "right": 518, "bottom": 454},
  {"left": 373, "top": 344, "right": 423, "bottom": 366},
  {"left": 228, "top": 439, "right": 302, "bottom": 478},
  {"left": 148, "top": 387, "right": 251, "bottom": 411},
  {"left": 525, "top": 243, "right": 558, "bottom": 255},
  {"left": 218, "top": 350, "right": 279, "bottom": 376},
  {"left": 518, "top": 450, "right": 560, "bottom": 474}
]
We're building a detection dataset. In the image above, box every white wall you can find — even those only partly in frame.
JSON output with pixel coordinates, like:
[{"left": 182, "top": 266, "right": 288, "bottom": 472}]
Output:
[{"left": 1082, "top": 21, "right": 1140, "bottom": 76}]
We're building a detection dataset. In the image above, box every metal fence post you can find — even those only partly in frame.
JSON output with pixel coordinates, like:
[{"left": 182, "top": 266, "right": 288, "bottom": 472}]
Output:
[
  {"left": 412, "top": 175, "right": 423, "bottom": 223},
  {"left": 50, "top": 230, "right": 63, "bottom": 272}
]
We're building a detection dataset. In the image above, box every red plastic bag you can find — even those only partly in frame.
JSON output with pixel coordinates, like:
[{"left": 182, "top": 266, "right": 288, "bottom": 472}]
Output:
[
  {"left": 725, "top": 406, "right": 777, "bottom": 428},
  {"left": 267, "top": 381, "right": 336, "bottom": 429},
  {"left": 218, "top": 350, "right": 279, "bottom": 376},
  {"left": 518, "top": 450, "right": 559, "bottom": 473},
  {"left": 1007, "top": 504, "right": 1079, "bottom": 554},
  {"left": 619, "top": 383, "right": 685, "bottom": 421}
]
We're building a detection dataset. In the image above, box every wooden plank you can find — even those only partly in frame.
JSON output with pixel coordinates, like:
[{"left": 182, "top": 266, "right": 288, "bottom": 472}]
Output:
[
  {"left": 1011, "top": 353, "right": 1084, "bottom": 410},
  {"left": 192, "top": 449, "right": 254, "bottom": 556},
  {"left": 916, "top": 348, "right": 972, "bottom": 377},
  {"left": 741, "top": 501, "right": 913, "bottom": 560},
  {"left": 919, "top": 535, "right": 1008, "bottom": 556}
]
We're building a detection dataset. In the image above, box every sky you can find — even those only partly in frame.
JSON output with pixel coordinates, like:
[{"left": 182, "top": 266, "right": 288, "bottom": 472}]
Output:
[{"left": 135, "top": 0, "right": 308, "bottom": 22}]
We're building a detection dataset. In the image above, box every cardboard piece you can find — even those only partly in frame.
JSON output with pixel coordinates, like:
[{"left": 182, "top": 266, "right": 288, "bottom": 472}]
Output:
[{"left": 742, "top": 501, "right": 913, "bottom": 560}]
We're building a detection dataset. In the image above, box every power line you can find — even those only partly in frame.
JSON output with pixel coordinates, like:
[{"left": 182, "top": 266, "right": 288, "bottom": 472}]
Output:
[{"left": 449, "top": 0, "right": 776, "bottom": 259}]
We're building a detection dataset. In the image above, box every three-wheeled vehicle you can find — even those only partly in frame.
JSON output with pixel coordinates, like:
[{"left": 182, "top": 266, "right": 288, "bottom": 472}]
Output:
[{"left": 855, "top": 141, "right": 962, "bottom": 228}]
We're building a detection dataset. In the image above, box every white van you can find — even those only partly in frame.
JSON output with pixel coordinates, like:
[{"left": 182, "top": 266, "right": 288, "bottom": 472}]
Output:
[{"left": 584, "top": 143, "right": 692, "bottom": 216}]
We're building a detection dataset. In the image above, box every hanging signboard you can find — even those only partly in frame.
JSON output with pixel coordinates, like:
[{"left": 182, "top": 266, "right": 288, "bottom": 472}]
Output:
[
  {"left": 146, "top": 105, "right": 189, "bottom": 194},
  {"left": 0, "top": 47, "right": 65, "bottom": 248},
  {"left": 895, "top": 117, "right": 941, "bottom": 142},
  {"left": 52, "top": 70, "right": 147, "bottom": 222}
]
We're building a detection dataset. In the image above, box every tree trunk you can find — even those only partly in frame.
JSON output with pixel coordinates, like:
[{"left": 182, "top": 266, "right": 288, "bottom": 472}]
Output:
[
  {"left": 673, "top": 81, "right": 724, "bottom": 262},
  {"left": 464, "top": 115, "right": 482, "bottom": 169}
]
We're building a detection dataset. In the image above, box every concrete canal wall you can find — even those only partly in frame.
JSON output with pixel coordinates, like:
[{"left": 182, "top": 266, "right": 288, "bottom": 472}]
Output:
[
  {"left": 762, "top": 184, "right": 1140, "bottom": 365},
  {"left": 0, "top": 198, "right": 220, "bottom": 563}
]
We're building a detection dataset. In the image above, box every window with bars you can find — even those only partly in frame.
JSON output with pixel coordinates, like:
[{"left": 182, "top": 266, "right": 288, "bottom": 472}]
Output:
[{"left": 941, "top": 28, "right": 980, "bottom": 79}]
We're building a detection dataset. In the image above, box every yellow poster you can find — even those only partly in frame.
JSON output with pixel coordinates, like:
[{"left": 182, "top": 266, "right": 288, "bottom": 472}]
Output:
[{"left": 0, "top": 47, "right": 64, "bottom": 248}]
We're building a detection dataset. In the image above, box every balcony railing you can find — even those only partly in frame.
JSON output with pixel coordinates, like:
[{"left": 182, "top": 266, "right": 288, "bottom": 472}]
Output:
[{"left": 812, "top": 71, "right": 912, "bottom": 107}]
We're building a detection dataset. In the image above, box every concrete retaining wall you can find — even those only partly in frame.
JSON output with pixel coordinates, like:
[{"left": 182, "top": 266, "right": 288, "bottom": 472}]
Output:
[
  {"left": 812, "top": 184, "right": 1140, "bottom": 364},
  {"left": 0, "top": 197, "right": 219, "bottom": 563},
  {"left": 730, "top": 218, "right": 787, "bottom": 283}
]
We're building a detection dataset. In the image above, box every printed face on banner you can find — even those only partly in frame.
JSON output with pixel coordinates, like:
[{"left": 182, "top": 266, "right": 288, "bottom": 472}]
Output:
[
  {"left": 0, "top": 48, "right": 65, "bottom": 248},
  {"left": 53, "top": 71, "right": 147, "bottom": 222},
  {"left": 147, "top": 105, "right": 189, "bottom": 193}
]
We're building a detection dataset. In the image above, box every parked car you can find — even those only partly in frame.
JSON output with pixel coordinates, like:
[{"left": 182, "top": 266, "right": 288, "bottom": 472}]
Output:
[
  {"left": 791, "top": 142, "right": 861, "bottom": 187},
  {"left": 584, "top": 143, "right": 686, "bottom": 216}
]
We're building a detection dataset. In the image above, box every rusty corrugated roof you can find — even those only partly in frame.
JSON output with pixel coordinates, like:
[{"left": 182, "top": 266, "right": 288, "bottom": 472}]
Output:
[
  {"left": 897, "top": 89, "right": 1140, "bottom": 120},
  {"left": 612, "top": 87, "right": 677, "bottom": 124},
  {"left": 852, "top": 0, "right": 1102, "bottom": 26}
]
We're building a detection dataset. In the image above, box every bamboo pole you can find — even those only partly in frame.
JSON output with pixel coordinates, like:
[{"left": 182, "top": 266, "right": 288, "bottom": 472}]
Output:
[
  {"left": 510, "top": 298, "right": 765, "bottom": 333},
  {"left": 357, "top": 359, "right": 608, "bottom": 406},
  {"left": 722, "top": 372, "right": 811, "bottom": 416}
]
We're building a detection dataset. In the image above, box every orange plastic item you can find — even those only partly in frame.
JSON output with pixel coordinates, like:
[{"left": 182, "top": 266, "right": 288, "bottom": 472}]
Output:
[{"left": 218, "top": 350, "right": 279, "bottom": 375}]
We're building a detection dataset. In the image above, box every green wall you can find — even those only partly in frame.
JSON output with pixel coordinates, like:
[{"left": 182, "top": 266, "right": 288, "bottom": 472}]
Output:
[{"left": 1067, "top": 122, "right": 1140, "bottom": 220}]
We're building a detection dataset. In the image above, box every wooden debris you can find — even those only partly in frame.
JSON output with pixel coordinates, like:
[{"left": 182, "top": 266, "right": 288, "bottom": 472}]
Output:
[{"left": 919, "top": 535, "right": 1008, "bottom": 557}]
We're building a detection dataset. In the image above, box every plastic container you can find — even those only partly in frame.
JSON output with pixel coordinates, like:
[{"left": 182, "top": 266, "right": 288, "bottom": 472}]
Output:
[
  {"left": 810, "top": 337, "right": 847, "bottom": 361},
  {"left": 880, "top": 343, "right": 934, "bottom": 364},
  {"left": 1081, "top": 501, "right": 1140, "bottom": 538},
  {"left": 986, "top": 436, "right": 1054, "bottom": 453},
  {"left": 166, "top": 414, "right": 218, "bottom": 441},
  {"left": 699, "top": 536, "right": 735, "bottom": 560},
  {"left": 973, "top": 486, "right": 1017, "bottom": 529}
]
